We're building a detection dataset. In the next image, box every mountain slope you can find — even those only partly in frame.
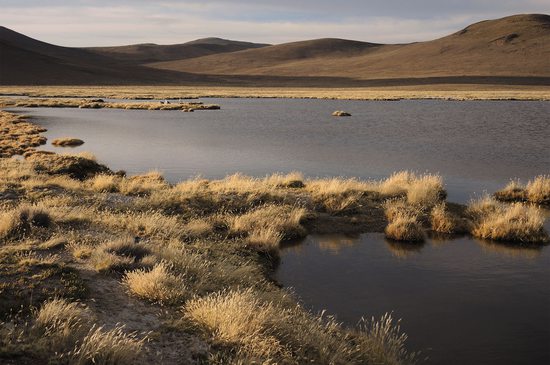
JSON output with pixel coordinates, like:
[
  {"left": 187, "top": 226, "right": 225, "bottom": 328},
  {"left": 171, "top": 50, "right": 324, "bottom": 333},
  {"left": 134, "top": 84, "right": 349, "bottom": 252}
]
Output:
[
  {"left": 0, "top": 27, "right": 212, "bottom": 84},
  {"left": 87, "top": 38, "right": 269, "bottom": 64},
  {"left": 149, "top": 14, "right": 550, "bottom": 79},
  {"left": 1, "top": 14, "right": 549, "bottom": 86}
]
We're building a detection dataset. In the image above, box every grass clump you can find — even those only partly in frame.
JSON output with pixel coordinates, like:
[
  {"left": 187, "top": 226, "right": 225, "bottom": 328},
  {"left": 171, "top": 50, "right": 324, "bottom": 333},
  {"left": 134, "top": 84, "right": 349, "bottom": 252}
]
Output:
[
  {"left": 26, "top": 152, "right": 110, "bottom": 180},
  {"left": 123, "top": 262, "right": 186, "bottom": 305},
  {"left": 52, "top": 137, "right": 84, "bottom": 147},
  {"left": 90, "top": 174, "right": 121, "bottom": 192},
  {"left": 34, "top": 298, "right": 93, "bottom": 350},
  {"left": 0, "top": 204, "right": 52, "bottom": 240},
  {"left": 69, "top": 324, "right": 145, "bottom": 365},
  {"left": 184, "top": 289, "right": 416, "bottom": 364},
  {"left": 118, "top": 170, "right": 167, "bottom": 196},
  {"left": 89, "top": 238, "right": 152, "bottom": 273},
  {"left": 526, "top": 175, "right": 550, "bottom": 204},
  {"left": 385, "top": 211, "right": 425, "bottom": 242},
  {"left": 230, "top": 204, "right": 307, "bottom": 251},
  {"left": 494, "top": 175, "right": 550, "bottom": 205},
  {"left": 185, "top": 289, "right": 286, "bottom": 360},
  {"left": 469, "top": 198, "right": 548, "bottom": 244},
  {"left": 378, "top": 171, "right": 445, "bottom": 206},
  {"left": 430, "top": 203, "right": 468, "bottom": 234},
  {"left": 383, "top": 199, "right": 425, "bottom": 242}
]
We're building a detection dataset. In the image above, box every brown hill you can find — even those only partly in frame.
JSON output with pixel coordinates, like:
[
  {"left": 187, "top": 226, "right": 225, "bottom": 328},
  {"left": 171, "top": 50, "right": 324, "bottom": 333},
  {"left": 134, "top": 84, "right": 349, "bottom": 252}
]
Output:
[
  {"left": 1, "top": 14, "right": 549, "bottom": 86},
  {"left": 87, "top": 37, "right": 269, "bottom": 64},
  {"left": 0, "top": 26, "right": 217, "bottom": 85},
  {"left": 149, "top": 14, "right": 550, "bottom": 80}
]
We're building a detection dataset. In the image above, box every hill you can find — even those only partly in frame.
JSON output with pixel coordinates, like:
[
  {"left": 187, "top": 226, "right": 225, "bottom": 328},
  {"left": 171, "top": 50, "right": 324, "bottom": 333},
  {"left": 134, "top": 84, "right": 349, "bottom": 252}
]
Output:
[
  {"left": 0, "top": 26, "right": 215, "bottom": 85},
  {"left": 149, "top": 14, "right": 550, "bottom": 81},
  {"left": 87, "top": 38, "right": 269, "bottom": 64},
  {"left": 1, "top": 14, "right": 549, "bottom": 86}
]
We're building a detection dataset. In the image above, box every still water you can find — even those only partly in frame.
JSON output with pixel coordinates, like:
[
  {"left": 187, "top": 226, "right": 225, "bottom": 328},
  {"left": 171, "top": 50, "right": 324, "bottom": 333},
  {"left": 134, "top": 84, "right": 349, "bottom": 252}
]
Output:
[
  {"left": 277, "top": 234, "right": 550, "bottom": 365},
  {"left": 10, "top": 98, "right": 550, "bottom": 203},
  {"left": 8, "top": 98, "right": 550, "bottom": 364}
]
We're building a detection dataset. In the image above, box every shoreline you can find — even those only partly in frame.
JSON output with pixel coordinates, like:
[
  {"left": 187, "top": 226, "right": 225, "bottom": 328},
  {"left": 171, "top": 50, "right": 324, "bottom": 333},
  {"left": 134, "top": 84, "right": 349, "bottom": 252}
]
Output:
[{"left": 2, "top": 85, "right": 550, "bottom": 101}]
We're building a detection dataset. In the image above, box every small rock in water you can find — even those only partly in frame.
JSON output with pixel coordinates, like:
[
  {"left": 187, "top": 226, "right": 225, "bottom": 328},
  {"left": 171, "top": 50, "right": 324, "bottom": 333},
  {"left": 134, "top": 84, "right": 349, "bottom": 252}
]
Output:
[{"left": 332, "top": 110, "right": 352, "bottom": 117}]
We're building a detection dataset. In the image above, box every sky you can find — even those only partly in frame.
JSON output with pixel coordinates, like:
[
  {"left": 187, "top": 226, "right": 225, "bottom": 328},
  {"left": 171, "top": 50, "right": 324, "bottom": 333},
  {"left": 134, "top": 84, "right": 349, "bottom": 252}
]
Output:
[{"left": 0, "top": 0, "right": 549, "bottom": 46}]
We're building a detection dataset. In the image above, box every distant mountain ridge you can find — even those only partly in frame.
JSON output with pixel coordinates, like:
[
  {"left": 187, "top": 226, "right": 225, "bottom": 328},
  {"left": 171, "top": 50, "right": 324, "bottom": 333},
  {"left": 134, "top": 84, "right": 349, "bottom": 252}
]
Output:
[
  {"left": 1, "top": 14, "right": 549, "bottom": 86},
  {"left": 88, "top": 37, "right": 269, "bottom": 64}
]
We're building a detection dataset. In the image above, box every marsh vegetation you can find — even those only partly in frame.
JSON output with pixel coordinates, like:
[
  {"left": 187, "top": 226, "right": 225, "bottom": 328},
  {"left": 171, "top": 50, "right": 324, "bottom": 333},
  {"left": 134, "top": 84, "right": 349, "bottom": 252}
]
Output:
[{"left": 0, "top": 108, "right": 548, "bottom": 364}]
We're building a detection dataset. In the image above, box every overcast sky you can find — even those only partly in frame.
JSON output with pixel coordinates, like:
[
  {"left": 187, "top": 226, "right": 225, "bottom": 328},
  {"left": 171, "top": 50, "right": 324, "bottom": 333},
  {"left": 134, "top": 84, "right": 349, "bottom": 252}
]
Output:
[{"left": 1, "top": 1, "right": 549, "bottom": 46}]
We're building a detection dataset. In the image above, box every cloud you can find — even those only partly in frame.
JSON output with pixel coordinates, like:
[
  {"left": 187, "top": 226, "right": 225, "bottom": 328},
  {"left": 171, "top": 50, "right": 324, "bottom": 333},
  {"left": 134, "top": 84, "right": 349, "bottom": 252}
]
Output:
[{"left": 0, "top": 1, "right": 548, "bottom": 46}]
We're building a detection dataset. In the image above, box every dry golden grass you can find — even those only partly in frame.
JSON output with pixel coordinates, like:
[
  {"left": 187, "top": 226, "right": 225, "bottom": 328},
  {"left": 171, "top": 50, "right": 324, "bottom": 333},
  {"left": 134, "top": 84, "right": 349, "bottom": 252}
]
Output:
[
  {"left": 230, "top": 204, "right": 307, "bottom": 250},
  {"left": 69, "top": 243, "right": 94, "bottom": 260},
  {"left": 34, "top": 298, "right": 93, "bottom": 349},
  {"left": 385, "top": 211, "right": 425, "bottom": 242},
  {"left": 2, "top": 85, "right": 549, "bottom": 101},
  {"left": 69, "top": 324, "right": 145, "bottom": 365},
  {"left": 185, "top": 289, "right": 287, "bottom": 360},
  {"left": 0, "top": 204, "right": 52, "bottom": 240},
  {"left": 0, "top": 110, "right": 47, "bottom": 157},
  {"left": 185, "top": 289, "right": 416, "bottom": 364},
  {"left": 430, "top": 203, "right": 468, "bottom": 234},
  {"left": 26, "top": 151, "right": 111, "bottom": 180},
  {"left": 118, "top": 170, "right": 167, "bottom": 196},
  {"left": 91, "top": 250, "right": 136, "bottom": 273},
  {"left": 89, "top": 238, "right": 151, "bottom": 272},
  {"left": 526, "top": 175, "right": 550, "bottom": 204},
  {"left": 494, "top": 175, "right": 550, "bottom": 205},
  {"left": 100, "top": 238, "right": 151, "bottom": 261},
  {"left": 90, "top": 174, "right": 121, "bottom": 192},
  {"left": 378, "top": 171, "right": 444, "bottom": 205},
  {"left": 470, "top": 200, "right": 548, "bottom": 243},
  {"left": 99, "top": 210, "right": 185, "bottom": 240},
  {"left": 123, "top": 262, "right": 187, "bottom": 305},
  {"left": 0, "top": 97, "right": 220, "bottom": 111},
  {"left": 52, "top": 137, "right": 84, "bottom": 147}
]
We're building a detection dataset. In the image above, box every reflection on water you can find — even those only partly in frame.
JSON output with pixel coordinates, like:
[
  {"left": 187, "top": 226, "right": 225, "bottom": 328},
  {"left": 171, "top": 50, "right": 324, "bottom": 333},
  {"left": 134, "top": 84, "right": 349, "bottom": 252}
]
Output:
[
  {"left": 385, "top": 239, "right": 425, "bottom": 259},
  {"left": 283, "top": 234, "right": 361, "bottom": 255},
  {"left": 276, "top": 233, "right": 550, "bottom": 365},
  {"left": 475, "top": 238, "right": 543, "bottom": 259}
]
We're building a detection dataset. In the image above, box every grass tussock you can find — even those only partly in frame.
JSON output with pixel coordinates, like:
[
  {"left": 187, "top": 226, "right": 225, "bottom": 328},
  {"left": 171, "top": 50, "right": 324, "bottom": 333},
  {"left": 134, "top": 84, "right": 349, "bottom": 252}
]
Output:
[
  {"left": 69, "top": 324, "right": 145, "bottom": 365},
  {"left": 385, "top": 211, "right": 425, "bottom": 242},
  {"left": 118, "top": 170, "right": 167, "bottom": 196},
  {"left": 123, "top": 262, "right": 187, "bottom": 305},
  {"left": 185, "top": 289, "right": 287, "bottom": 360},
  {"left": 26, "top": 152, "right": 111, "bottom": 180},
  {"left": 90, "top": 238, "right": 151, "bottom": 273},
  {"left": 430, "top": 203, "right": 468, "bottom": 234},
  {"left": 526, "top": 175, "right": 550, "bottom": 204},
  {"left": 34, "top": 298, "right": 93, "bottom": 349},
  {"left": 184, "top": 288, "right": 416, "bottom": 364},
  {"left": 90, "top": 174, "right": 121, "bottom": 192},
  {"left": 230, "top": 204, "right": 307, "bottom": 250},
  {"left": 0, "top": 298, "right": 145, "bottom": 364},
  {"left": 0, "top": 111, "right": 47, "bottom": 157},
  {"left": 379, "top": 171, "right": 445, "bottom": 206},
  {"left": 52, "top": 137, "right": 85, "bottom": 147},
  {"left": 495, "top": 175, "right": 550, "bottom": 205},
  {"left": 0, "top": 204, "right": 52, "bottom": 240},
  {"left": 469, "top": 198, "right": 548, "bottom": 243},
  {"left": 306, "top": 177, "right": 375, "bottom": 214},
  {"left": 383, "top": 199, "right": 425, "bottom": 242}
]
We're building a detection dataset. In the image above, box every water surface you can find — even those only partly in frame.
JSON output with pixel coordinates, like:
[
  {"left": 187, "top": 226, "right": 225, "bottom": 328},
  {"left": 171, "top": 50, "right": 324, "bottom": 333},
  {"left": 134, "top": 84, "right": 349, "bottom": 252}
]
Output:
[
  {"left": 10, "top": 98, "right": 550, "bottom": 203},
  {"left": 277, "top": 234, "right": 550, "bottom": 365}
]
